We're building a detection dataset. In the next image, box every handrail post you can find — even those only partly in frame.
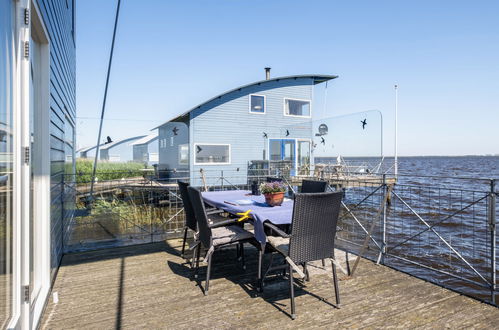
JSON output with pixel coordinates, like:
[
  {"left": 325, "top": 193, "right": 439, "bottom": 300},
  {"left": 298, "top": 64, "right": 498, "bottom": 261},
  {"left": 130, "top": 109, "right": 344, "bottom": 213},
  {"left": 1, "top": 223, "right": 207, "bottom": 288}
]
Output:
[
  {"left": 378, "top": 174, "right": 387, "bottom": 265},
  {"left": 489, "top": 179, "right": 496, "bottom": 304},
  {"left": 221, "top": 170, "right": 224, "bottom": 191}
]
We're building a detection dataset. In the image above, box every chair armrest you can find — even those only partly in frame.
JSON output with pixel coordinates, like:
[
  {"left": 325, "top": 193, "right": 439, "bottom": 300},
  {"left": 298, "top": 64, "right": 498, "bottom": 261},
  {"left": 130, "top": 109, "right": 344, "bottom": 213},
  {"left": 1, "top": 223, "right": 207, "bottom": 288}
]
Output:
[
  {"left": 264, "top": 222, "right": 291, "bottom": 238},
  {"left": 209, "top": 218, "right": 239, "bottom": 228}
]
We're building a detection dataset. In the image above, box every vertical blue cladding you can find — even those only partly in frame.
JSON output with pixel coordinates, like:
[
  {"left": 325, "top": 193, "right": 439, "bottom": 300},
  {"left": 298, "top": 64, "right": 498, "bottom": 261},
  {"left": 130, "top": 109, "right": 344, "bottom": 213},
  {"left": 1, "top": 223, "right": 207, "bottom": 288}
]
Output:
[
  {"left": 189, "top": 77, "right": 315, "bottom": 185},
  {"left": 36, "top": 0, "right": 76, "bottom": 279}
]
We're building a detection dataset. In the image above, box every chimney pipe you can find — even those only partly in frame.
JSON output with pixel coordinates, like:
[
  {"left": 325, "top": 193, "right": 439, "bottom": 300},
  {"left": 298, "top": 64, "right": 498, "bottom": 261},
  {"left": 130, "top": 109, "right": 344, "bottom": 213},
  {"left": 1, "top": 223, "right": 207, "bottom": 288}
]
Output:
[{"left": 265, "top": 67, "right": 271, "bottom": 80}]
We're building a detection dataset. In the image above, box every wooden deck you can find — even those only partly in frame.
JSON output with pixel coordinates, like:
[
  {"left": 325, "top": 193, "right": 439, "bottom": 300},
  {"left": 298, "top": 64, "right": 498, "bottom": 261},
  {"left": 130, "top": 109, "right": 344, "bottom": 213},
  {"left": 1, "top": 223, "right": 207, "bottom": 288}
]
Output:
[{"left": 40, "top": 239, "right": 499, "bottom": 329}]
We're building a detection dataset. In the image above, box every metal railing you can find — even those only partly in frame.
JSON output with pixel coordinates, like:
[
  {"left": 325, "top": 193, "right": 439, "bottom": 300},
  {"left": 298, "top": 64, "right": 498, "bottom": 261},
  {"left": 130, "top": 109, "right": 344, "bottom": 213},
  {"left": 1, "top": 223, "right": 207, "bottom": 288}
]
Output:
[
  {"left": 334, "top": 173, "right": 497, "bottom": 306},
  {"left": 61, "top": 170, "right": 498, "bottom": 306}
]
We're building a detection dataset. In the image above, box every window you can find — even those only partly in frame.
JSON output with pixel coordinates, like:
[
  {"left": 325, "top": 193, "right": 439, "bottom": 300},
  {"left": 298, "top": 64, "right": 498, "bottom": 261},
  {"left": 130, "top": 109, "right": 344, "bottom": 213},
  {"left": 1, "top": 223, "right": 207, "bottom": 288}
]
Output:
[
  {"left": 284, "top": 98, "right": 311, "bottom": 117},
  {"left": 178, "top": 144, "right": 189, "bottom": 165},
  {"left": 249, "top": 94, "right": 265, "bottom": 114},
  {"left": 194, "top": 144, "right": 230, "bottom": 165}
]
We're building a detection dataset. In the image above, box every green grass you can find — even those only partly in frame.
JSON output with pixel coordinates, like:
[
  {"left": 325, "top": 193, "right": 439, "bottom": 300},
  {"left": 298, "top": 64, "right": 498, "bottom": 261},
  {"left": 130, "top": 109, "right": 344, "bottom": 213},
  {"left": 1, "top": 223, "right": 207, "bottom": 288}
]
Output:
[{"left": 74, "top": 159, "right": 151, "bottom": 183}]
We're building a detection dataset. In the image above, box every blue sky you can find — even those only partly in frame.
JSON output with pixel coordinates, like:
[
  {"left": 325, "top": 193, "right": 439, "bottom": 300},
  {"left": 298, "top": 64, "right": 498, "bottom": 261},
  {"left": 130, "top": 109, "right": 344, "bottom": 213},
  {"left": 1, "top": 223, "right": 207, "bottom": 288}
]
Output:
[{"left": 76, "top": 0, "right": 499, "bottom": 156}]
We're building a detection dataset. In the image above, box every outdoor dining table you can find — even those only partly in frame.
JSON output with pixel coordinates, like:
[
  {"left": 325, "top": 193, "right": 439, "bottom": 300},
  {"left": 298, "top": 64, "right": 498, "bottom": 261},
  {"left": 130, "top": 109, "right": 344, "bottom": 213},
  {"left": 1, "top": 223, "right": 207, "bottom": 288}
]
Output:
[{"left": 202, "top": 190, "right": 294, "bottom": 245}]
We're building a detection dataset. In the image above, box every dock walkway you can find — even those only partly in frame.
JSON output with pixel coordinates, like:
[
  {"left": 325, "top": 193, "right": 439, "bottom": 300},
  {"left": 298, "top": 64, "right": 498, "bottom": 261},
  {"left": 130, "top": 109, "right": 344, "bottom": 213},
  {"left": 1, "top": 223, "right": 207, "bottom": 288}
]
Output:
[{"left": 41, "top": 239, "right": 499, "bottom": 329}]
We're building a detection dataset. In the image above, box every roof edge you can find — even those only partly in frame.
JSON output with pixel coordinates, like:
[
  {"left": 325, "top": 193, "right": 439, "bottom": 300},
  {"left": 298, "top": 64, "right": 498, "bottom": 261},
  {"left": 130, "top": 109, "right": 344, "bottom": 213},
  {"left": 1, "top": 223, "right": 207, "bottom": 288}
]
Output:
[{"left": 152, "top": 74, "right": 338, "bottom": 129}]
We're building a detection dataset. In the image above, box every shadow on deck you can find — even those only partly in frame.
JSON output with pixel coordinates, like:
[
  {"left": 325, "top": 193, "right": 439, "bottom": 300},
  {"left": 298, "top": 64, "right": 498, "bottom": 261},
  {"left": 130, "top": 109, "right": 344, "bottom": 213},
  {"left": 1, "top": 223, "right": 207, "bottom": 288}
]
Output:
[{"left": 41, "top": 239, "right": 499, "bottom": 329}]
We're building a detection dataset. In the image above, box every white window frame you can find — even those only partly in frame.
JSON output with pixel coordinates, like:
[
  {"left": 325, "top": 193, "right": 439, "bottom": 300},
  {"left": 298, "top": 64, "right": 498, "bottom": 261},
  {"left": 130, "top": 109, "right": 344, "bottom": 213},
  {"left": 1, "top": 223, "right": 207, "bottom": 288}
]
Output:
[
  {"left": 248, "top": 94, "right": 266, "bottom": 115},
  {"left": 193, "top": 143, "right": 231, "bottom": 165},
  {"left": 296, "top": 138, "right": 312, "bottom": 175},
  {"left": 283, "top": 97, "right": 312, "bottom": 118},
  {"left": 178, "top": 144, "right": 189, "bottom": 165}
]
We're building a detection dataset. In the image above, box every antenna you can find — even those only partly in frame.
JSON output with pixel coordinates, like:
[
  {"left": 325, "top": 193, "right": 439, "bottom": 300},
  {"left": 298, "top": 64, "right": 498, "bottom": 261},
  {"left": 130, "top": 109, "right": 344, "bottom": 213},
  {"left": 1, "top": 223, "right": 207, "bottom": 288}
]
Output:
[{"left": 394, "top": 84, "right": 398, "bottom": 177}]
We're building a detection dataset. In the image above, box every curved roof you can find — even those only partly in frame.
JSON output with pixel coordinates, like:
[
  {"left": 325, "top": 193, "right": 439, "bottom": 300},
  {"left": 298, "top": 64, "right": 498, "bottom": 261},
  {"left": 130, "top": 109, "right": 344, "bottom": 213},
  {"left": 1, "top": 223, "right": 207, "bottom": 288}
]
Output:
[
  {"left": 153, "top": 74, "right": 337, "bottom": 129},
  {"left": 77, "top": 144, "right": 102, "bottom": 154},
  {"left": 100, "top": 135, "right": 146, "bottom": 150},
  {"left": 129, "top": 133, "right": 158, "bottom": 146}
]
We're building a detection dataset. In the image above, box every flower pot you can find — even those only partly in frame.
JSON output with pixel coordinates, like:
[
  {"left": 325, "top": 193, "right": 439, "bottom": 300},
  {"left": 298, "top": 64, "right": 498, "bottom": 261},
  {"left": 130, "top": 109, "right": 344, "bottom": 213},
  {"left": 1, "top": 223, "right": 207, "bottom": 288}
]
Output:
[{"left": 264, "top": 192, "right": 285, "bottom": 207}]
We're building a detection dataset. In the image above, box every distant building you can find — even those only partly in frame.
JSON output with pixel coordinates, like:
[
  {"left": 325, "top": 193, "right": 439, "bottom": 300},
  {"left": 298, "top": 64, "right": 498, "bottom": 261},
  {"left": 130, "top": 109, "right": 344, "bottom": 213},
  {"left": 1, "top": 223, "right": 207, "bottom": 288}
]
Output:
[
  {"left": 130, "top": 133, "right": 159, "bottom": 164},
  {"left": 77, "top": 144, "right": 102, "bottom": 159},
  {"left": 154, "top": 72, "right": 337, "bottom": 183},
  {"left": 100, "top": 136, "right": 146, "bottom": 162}
]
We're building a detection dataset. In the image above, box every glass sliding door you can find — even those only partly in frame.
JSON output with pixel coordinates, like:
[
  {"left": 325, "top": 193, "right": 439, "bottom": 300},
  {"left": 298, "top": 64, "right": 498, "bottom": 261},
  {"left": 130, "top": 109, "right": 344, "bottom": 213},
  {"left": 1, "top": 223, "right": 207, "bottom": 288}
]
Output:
[
  {"left": 297, "top": 140, "right": 311, "bottom": 176},
  {"left": 0, "top": 0, "right": 15, "bottom": 327},
  {"left": 269, "top": 139, "right": 296, "bottom": 176}
]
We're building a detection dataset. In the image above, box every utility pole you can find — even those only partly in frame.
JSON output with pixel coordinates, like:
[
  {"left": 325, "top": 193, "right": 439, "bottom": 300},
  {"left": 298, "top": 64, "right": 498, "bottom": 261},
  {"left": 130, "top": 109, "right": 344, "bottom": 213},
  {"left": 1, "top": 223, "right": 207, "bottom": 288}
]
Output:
[
  {"left": 88, "top": 0, "right": 122, "bottom": 206},
  {"left": 394, "top": 84, "right": 398, "bottom": 177}
]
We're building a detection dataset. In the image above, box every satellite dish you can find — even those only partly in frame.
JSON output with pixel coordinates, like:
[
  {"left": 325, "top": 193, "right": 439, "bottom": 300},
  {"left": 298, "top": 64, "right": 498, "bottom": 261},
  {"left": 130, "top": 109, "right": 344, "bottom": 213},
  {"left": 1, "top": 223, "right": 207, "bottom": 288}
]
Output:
[{"left": 316, "top": 123, "right": 328, "bottom": 136}]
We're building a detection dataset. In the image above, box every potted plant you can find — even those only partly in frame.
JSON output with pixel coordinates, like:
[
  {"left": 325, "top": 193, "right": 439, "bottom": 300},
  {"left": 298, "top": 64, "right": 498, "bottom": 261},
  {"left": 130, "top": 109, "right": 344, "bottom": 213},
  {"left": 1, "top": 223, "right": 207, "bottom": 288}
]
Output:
[{"left": 260, "top": 181, "right": 286, "bottom": 206}]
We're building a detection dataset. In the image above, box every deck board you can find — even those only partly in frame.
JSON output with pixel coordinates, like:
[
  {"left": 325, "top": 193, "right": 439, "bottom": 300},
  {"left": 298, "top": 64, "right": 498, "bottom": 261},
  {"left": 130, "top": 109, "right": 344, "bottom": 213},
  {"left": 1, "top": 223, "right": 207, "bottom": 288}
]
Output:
[{"left": 40, "top": 239, "right": 499, "bottom": 329}]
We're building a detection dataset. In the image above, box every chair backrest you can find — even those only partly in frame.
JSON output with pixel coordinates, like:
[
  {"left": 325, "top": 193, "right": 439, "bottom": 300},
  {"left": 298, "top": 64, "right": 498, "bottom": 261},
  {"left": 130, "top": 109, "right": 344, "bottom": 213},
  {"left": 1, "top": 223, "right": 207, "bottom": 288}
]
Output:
[
  {"left": 300, "top": 179, "right": 328, "bottom": 193},
  {"left": 187, "top": 186, "right": 212, "bottom": 248},
  {"left": 178, "top": 181, "right": 197, "bottom": 231},
  {"left": 266, "top": 177, "right": 283, "bottom": 183},
  {"left": 288, "top": 192, "right": 343, "bottom": 263}
]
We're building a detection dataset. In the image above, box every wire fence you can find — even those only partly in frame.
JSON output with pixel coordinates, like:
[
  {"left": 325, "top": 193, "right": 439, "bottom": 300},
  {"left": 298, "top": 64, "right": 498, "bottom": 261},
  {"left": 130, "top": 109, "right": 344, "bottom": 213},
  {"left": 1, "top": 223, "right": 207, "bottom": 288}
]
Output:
[{"left": 61, "top": 170, "right": 498, "bottom": 306}]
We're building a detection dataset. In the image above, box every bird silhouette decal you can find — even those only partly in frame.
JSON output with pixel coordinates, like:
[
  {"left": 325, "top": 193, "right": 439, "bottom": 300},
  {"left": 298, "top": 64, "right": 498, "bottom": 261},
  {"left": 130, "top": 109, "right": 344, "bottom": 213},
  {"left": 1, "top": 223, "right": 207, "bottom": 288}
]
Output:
[
  {"left": 236, "top": 210, "right": 252, "bottom": 222},
  {"left": 320, "top": 137, "right": 325, "bottom": 145},
  {"left": 172, "top": 126, "right": 179, "bottom": 136},
  {"left": 285, "top": 129, "right": 290, "bottom": 137},
  {"left": 196, "top": 145, "right": 203, "bottom": 153},
  {"left": 105, "top": 136, "right": 113, "bottom": 144},
  {"left": 361, "top": 119, "right": 367, "bottom": 130},
  {"left": 263, "top": 132, "right": 268, "bottom": 138}
]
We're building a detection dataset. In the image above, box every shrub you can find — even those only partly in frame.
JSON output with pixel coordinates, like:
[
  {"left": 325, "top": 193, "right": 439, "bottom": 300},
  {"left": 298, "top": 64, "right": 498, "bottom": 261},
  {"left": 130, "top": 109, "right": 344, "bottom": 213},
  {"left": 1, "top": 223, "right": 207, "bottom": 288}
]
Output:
[{"left": 73, "top": 159, "right": 150, "bottom": 183}]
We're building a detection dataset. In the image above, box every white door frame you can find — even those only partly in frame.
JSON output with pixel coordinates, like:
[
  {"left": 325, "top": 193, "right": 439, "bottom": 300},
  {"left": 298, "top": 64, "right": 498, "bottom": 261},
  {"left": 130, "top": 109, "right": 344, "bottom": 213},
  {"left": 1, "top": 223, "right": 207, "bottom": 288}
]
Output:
[{"left": 19, "top": 1, "right": 51, "bottom": 329}]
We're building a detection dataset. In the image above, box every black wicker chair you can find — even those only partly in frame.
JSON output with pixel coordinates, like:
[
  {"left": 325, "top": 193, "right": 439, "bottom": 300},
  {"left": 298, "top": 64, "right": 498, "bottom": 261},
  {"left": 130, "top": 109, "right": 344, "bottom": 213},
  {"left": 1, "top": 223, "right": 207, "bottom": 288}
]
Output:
[
  {"left": 266, "top": 177, "right": 283, "bottom": 183},
  {"left": 262, "top": 191, "right": 343, "bottom": 319},
  {"left": 178, "top": 181, "right": 230, "bottom": 258},
  {"left": 300, "top": 179, "right": 328, "bottom": 193},
  {"left": 188, "top": 186, "right": 258, "bottom": 295}
]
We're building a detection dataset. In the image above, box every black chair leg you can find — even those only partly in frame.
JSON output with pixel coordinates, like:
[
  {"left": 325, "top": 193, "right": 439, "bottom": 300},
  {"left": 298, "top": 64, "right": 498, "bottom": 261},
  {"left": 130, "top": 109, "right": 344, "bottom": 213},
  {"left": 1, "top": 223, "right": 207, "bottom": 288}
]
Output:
[
  {"left": 303, "top": 263, "right": 310, "bottom": 282},
  {"left": 321, "top": 259, "right": 326, "bottom": 267},
  {"left": 345, "top": 251, "right": 351, "bottom": 276},
  {"left": 289, "top": 264, "right": 296, "bottom": 320},
  {"left": 204, "top": 253, "right": 213, "bottom": 296},
  {"left": 332, "top": 260, "right": 340, "bottom": 308},
  {"left": 194, "top": 244, "right": 201, "bottom": 279},
  {"left": 257, "top": 249, "right": 263, "bottom": 292},
  {"left": 240, "top": 243, "right": 246, "bottom": 270},
  {"left": 181, "top": 227, "right": 188, "bottom": 257}
]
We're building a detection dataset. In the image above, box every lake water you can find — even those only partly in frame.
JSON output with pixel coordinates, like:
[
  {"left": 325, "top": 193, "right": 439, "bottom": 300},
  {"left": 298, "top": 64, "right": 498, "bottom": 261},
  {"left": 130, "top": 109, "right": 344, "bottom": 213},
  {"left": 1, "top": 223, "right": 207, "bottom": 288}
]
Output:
[{"left": 336, "top": 156, "right": 499, "bottom": 304}]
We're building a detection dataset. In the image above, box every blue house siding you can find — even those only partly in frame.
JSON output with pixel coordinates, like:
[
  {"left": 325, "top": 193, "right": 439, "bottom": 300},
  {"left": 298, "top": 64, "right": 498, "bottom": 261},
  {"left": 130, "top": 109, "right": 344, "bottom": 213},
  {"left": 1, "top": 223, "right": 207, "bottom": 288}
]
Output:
[
  {"left": 158, "top": 121, "right": 189, "bottom": 176},
  {"left": 189, "top": 77, "right": 315, "bottom": 185},
  {"left": 36, "top": 0, "right": 76, "bottom": 280}
]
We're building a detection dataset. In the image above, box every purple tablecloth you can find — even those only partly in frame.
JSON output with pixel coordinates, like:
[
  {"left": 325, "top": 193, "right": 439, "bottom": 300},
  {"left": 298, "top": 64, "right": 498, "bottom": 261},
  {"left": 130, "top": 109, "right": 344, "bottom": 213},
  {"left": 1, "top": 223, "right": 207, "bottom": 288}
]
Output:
[{"left": 202, "top": 190, "right": 293, "bottom": 244}]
